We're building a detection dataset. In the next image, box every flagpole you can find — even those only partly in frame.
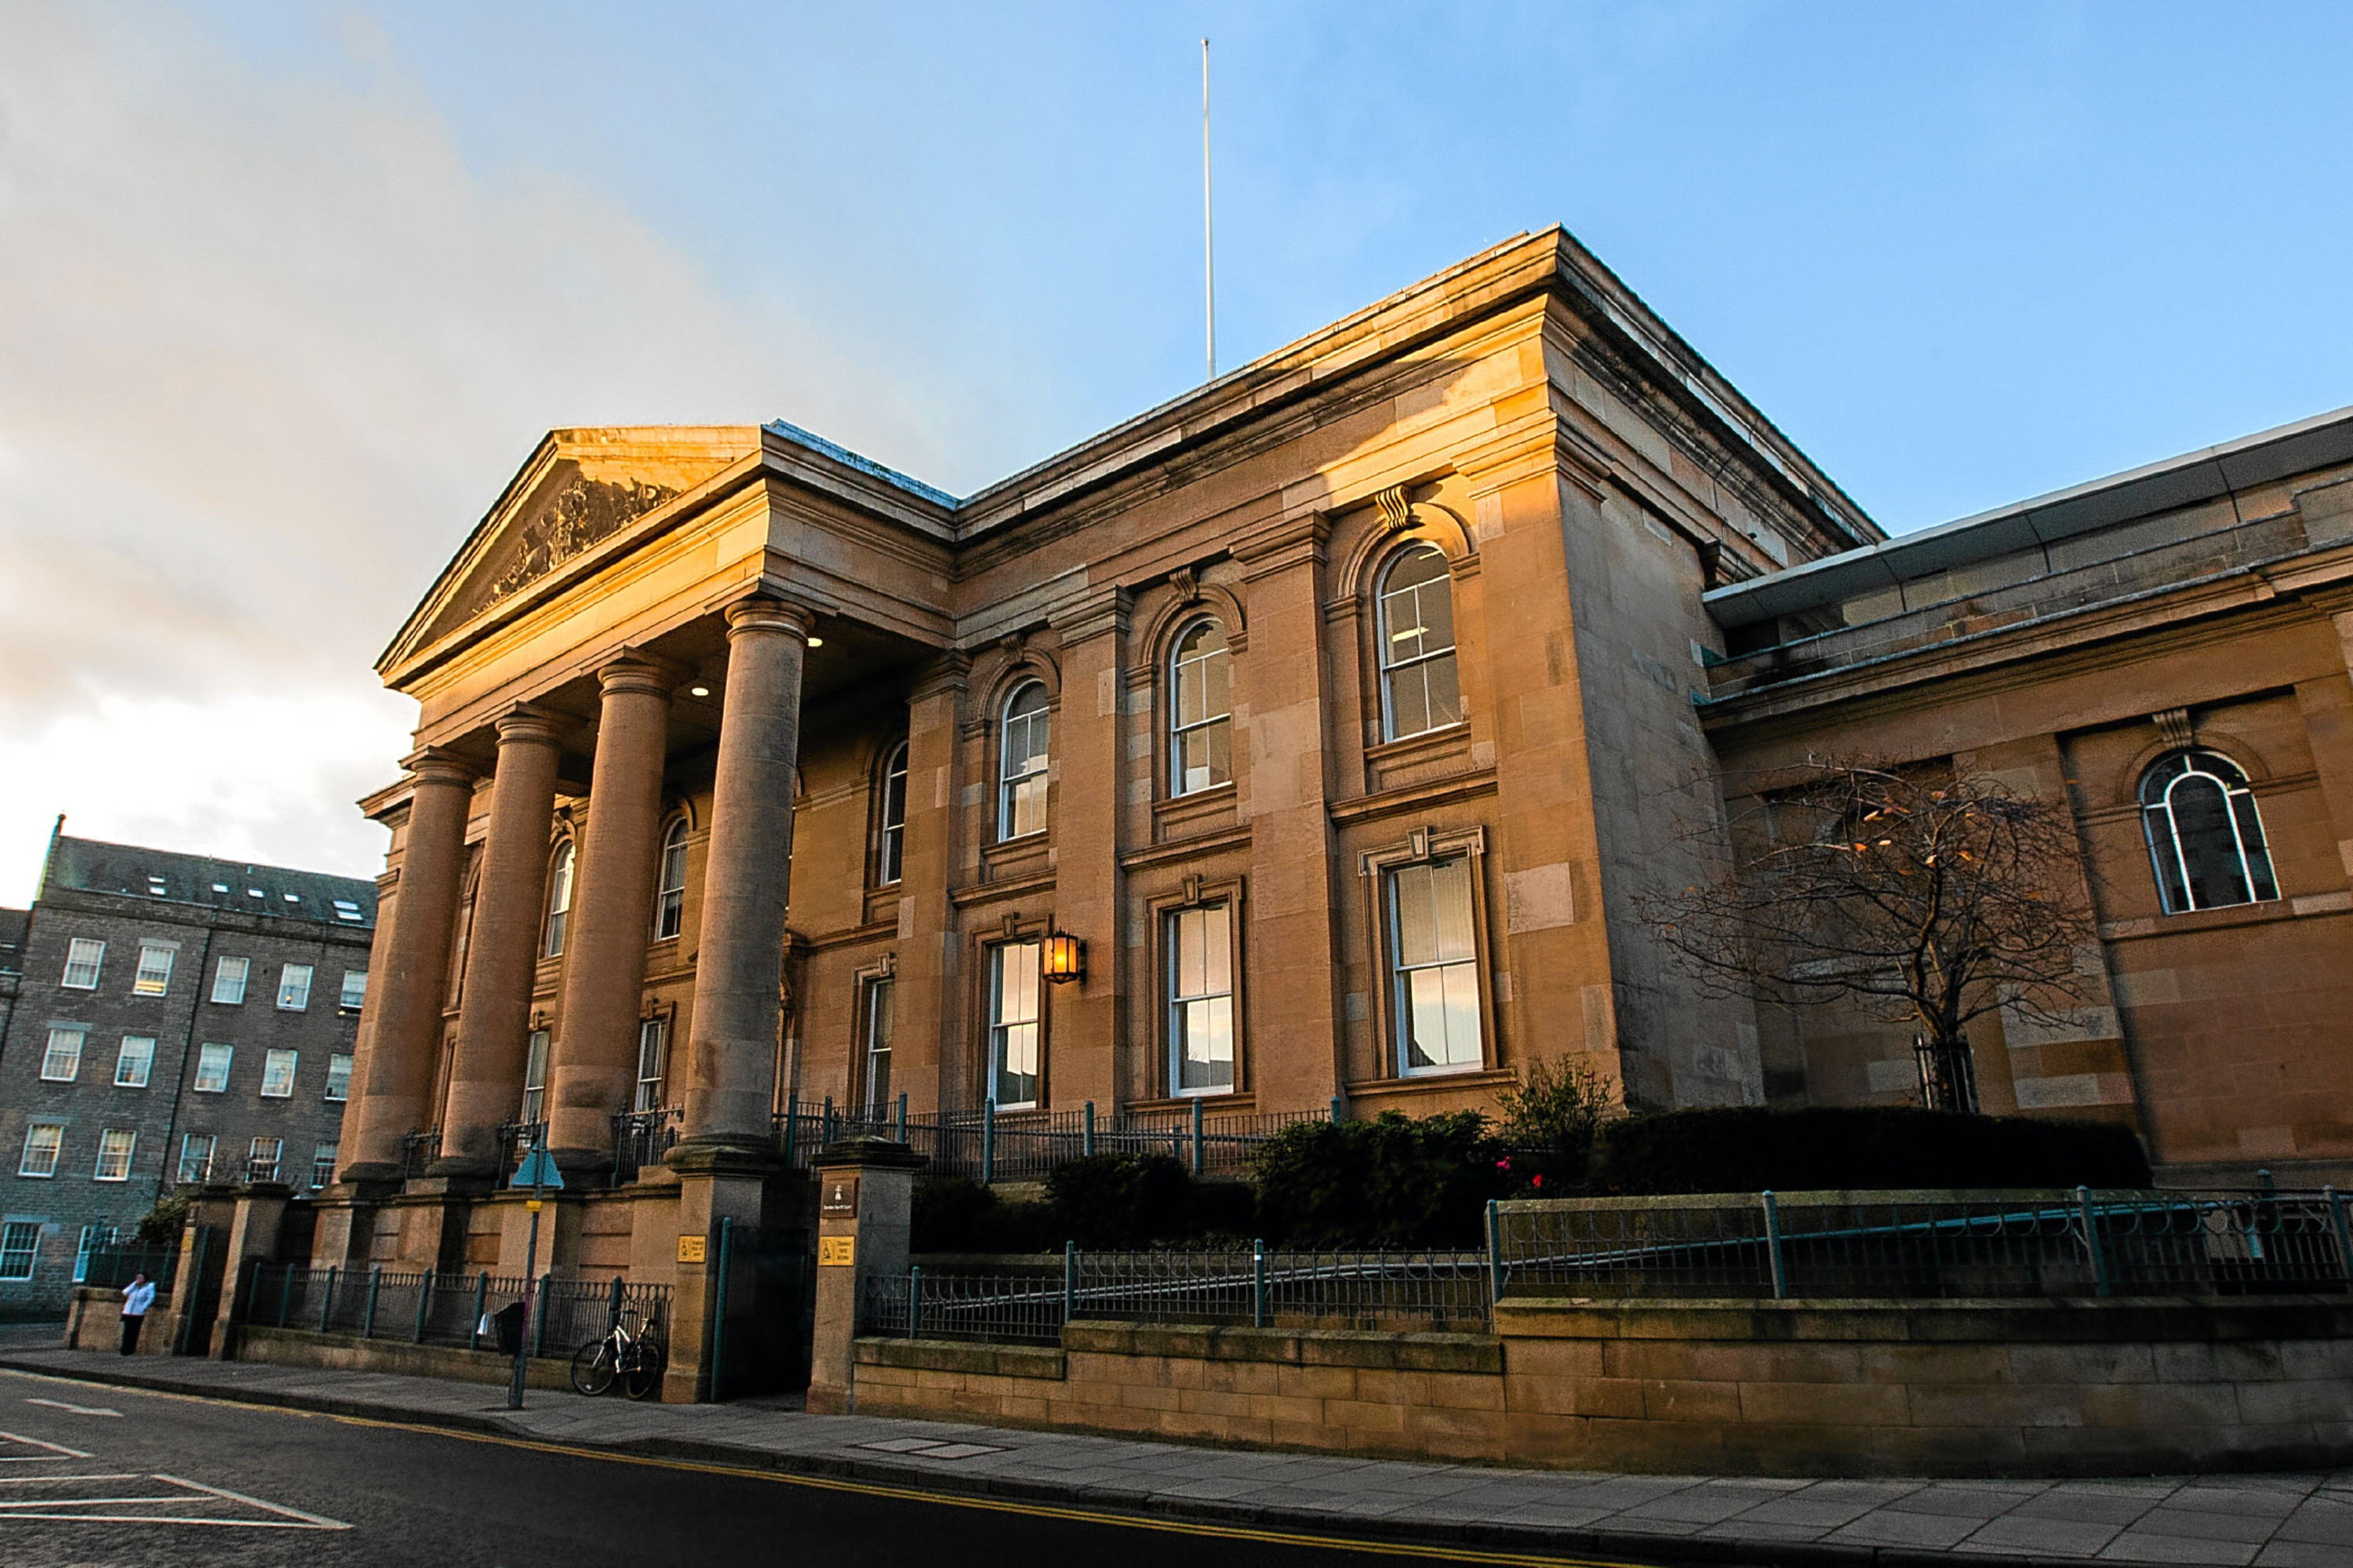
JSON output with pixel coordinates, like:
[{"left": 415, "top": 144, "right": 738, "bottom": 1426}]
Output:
[{"left": 1202, "top": 37, "right": 1214, "bottom": 384}]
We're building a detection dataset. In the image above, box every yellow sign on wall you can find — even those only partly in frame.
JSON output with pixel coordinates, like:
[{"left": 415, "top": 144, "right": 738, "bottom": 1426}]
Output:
[
  {"left": 817, "top": 1235, "right": 856, "bottom": 1268},
  {"left": 677, "top": 1235, "right": 707, "bottom": 1264}
]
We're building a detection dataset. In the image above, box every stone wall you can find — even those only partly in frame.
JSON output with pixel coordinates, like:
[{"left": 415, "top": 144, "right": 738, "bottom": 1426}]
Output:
[{"left": 849, "top": 1296, "right": 2353, "bottom": 1478}]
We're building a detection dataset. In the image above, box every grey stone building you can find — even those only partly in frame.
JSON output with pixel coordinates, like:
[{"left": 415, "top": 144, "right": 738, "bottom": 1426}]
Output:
[{"left": 0, "top": 831, "right": 376, "bottom": 1317}]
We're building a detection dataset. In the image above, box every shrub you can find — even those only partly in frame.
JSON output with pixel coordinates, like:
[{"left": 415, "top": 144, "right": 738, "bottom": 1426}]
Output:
[
  {"left": 910, "top": 1177, "right": 1056, "bottom": 1253},
  {"left": 1497, "top": 1057, "right": 1614, "bottom": 1187},
  {"left": 1045, "top": 1154, "right": 1195, "bottom": 1246},
  {"left": 1587, "top": 1106, "right": 2153, "bottom": 1195},
  {"left": 134, "top": 1193, "right": 190, "bottom": 1245},
  {"left": 1253, "top": 1111, "right": 1508, "bottom": 1249}
]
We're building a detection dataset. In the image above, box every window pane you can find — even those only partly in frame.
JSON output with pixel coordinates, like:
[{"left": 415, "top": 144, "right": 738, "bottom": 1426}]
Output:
[
  {"left": 1438, "top": 961, "right": 1483, "bottom": 1065},
  {"left": 1404, "top": 968, "right": 1450, "bottom": 1071},
  {"left": 212, "top": 956, "right": 249, "bottom": 1004},
  {"left": 865, "top": 979, "right": 895, "bottom": 1108},
  {"left": 277, "top": 965, "right": 312, "bottom": 1010},
  {"left": 247, "top": 1137, "right": 281, "bottom": 1182},
  {"left": 991, "top": 943, "right": 1042, "bottom": 1106},
  {"left": 1387, "top": 664, "right": 1431, "bottom": 739},
  {"left": 260, "top": 1049, "right": 298, "bottom": 1097},
  {"left": 1431, "top": 857, "right": 1475, "bottom": 961},
  {"left": 1393, "top": 864, "right": 1437, "bottom": 967},
  {"left": 311, "top": 1142, "right": 338, "bottom": 1189},
  {"left": 2142, "top": 808, "right": 2191, "bottom": 914},
  {"left": 62, "top": 937, "right": 104, "bottom": 988},
  {"left": 340, "top": 970, "right": 368, "bottom": 1009},
  {"left": 115, "top": 1037, "right": 155, "bottom": 1088},
  {"left": 134, "top": 945, "right": 174, "bottom": 996},
  {"left": 41, "top": 1028, "right": 84, "bottom": 1082},
  {"left": 2231, "top": 792, "right": 2281, "bottom": 900},
  {"left": 95, "top": 1130, "right": 136, "bottom": 1181},
  {"left": 2171, "top": 776, "right": 2250, "bottom": 908},
  {"left": 195, "top": 1043, "right": 233, "bottom": 1093},
  {"left": 1422, "top": 653, "right": 1463, "bottom": 728},
  {"left": 0, "top": 1223, "right": 38, "bottom": 1281},
  {"left": 635, "top": 1020, "right": 667, "bottom": 1112},
  {"left": 179, "top": 1134, "right": 214, "bottom": 1184},
  {"left": 20, "top": 1124, "right": 63, "bottom": 1177},
  {"left": 1202, "top": 904, "right": 1231, "bottom": 995},
  {"left": 326, "top": 1053, "right": 353, "bottom": 1103}
]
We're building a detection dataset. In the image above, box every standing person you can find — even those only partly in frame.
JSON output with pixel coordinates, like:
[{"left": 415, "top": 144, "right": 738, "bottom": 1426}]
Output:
[{"left": 119, "top": 1272, "right": 156, "bottom": 1355}]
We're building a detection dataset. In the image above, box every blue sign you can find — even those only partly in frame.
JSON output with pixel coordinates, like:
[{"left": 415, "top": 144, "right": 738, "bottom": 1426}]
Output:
[{"left": 511, "top": 1148, "right": 565, "bottom": 1191}]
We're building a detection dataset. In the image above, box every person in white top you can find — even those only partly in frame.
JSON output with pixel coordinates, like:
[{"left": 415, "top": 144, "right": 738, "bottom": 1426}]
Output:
[{"left": 119, "top": 1272, "right": 156, "bottom": 1355}]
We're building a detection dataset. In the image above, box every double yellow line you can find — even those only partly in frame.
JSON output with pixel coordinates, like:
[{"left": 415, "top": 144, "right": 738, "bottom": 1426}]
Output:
[{"left": 5, "top": 1370, "right": 1649, "bottom": 1567}]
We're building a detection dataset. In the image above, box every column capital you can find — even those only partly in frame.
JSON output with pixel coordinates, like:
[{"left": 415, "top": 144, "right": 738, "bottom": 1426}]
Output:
[
  {"left": 723, "top": 595, "right": 816, "bottom": 642},
  {"left": 595, "top": 649, "right": 690, "bottom": 699},
  {"left": 400, "top": 747, "right": 479, "bottom": 788},
  {"left": 493, "top": 703, "right": 568, "bottom": 748}
]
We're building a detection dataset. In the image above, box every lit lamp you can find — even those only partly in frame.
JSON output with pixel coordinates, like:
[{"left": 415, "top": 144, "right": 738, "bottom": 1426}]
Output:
[{"left": 1042, "top": 930, "right": 1086, "bottom": 984}]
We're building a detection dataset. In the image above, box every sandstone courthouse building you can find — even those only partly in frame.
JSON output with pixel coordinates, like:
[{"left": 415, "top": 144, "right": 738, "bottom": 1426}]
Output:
[{"left": 322, "top": 228, "right": 2353, "bottom": 1358}]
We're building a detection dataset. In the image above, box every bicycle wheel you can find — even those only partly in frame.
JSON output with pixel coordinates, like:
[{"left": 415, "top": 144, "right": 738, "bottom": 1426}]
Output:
[
  {"left": 570, "top": 1337, "right": 617, "bottom": 1396},
  {"left": 621, "top": 1337, "right": 665, "bottom": 1401}
]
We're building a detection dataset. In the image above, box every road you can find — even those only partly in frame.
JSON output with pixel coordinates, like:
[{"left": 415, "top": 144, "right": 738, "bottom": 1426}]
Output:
[{"left": 0, "top": 1368, "right": 1656, "bottom": 1568}]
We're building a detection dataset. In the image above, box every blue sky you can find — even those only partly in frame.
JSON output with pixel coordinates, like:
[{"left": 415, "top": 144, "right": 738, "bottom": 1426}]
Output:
[{"left": 3, "top": 2, "right": 2350, "bottom": 897}]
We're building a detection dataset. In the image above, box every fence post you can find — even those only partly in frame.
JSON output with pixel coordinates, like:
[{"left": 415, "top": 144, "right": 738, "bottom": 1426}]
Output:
[
  {"left": 319, "top": 1267, "right": 337, "bottom": 1333},
  {"left": 1083, "top": 1101, "right": 1096, "bottom": 1158},
  {"left": 1762, "top": 1191, "right": 1788, "bottom": 1301},
  {"left": 2078, "top": 1186, "right": 2111, "bottom": 1298},
  {"left": 982, "top": 1101, "right": 996, "bottom": 1184},
  {"left": 824, "top": 1096, "right": 836, "bottom": 1146},
  {"left": 472, "top": 1272, "right": 489, "bottom": 1350},
  {"left": 707, "top": 1217, "right": 735, "bottom": 1400},
  {"left": 278, "top": 1265, "right": 294, "bottom": 1328},
  {"left": 1064, "top": 1241, "right": 1077, "bottom": 1328},
  {"left": 782, "top": 1090, "right": 799, "bottom": 1168},
  {"left": 415, "top": 1273, "right": 432, "bottom": 1344},
  {"left": 1253, "top": 1239, "right": 1268, "bottom": 1329},
  {"left": 534, "top": 1273, "right": 554, "bottom": 1358},
  {"left": 362, "top": 1267, "right": 381, "bottom": 1339},
  {"left": 1191, "top": 1098, "right": 1205, "bottom": 1177},
  {"left": 608, "top": 1275, "right": 624, "bottom": 1335},
  {"left": 1329, "top": 1096, "right": 1344, "bottom": 1125},
  {"left": 896, "top": 1091, "right": 908, "bottom": 1143},
  {"left": 908, "top": 1264, "right": 922, "bottom": 1340},
  {"left": 1486, "top": 1199, "right": 1504, "bottom": 1308}
]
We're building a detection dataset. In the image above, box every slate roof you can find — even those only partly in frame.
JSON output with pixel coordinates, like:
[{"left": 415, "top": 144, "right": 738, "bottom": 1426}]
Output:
[{"left": 40, "top": 835, "right": 377, "bottom": 930}]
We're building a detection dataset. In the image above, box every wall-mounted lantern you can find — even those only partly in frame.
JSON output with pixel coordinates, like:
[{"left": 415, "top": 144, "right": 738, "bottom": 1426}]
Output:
[{"left": 1042, "top": 930, "right": 1086, "bottom": 984}]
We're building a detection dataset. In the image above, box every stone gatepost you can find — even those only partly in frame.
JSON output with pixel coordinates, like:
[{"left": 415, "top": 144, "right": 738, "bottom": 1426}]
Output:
[
  {"left": 806, "top": 1137, "right": 922, "bottom": 1415},
  {"left": 150, "top": 1184, "right": 240, "bottom": 1356},
  {"left": 209, "top": 1182, "right": 293, "bottom": 1359},
  {"left": 663, "top": 1143, "right": 776, "bottom": 1403}
]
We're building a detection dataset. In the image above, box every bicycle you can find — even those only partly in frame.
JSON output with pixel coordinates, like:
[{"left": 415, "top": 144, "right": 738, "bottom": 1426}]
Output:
[{"left": 569, "top": 1306, "right": 666, "bottom": 1399}]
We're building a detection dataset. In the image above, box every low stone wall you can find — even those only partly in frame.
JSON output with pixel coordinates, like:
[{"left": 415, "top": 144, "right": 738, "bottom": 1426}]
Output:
[
  {"left": 852, "top": 1295, "right": 2353, "bottom": 1477},
  {"left": 235, "top": 1326, "right": 576, "bottom": 1392}
]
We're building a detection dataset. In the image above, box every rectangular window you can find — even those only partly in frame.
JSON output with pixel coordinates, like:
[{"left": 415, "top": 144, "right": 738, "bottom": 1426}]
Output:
[
  {"left": 39, "top": 1028, "right": 85, "bottom": 1082},
  {"left": 1387, "top": 857, "right": 1484, "bottom": 1075},
  {"left": 633, "top": 1019, "right": 667, "bottom": 1113},
  {"left": 311, "top": 1141, "right": 338, "bottom": 1190},
  {"left": 987, "top": 941, "right": 1042, "bottom": 1109},
  {"left": 74, "top": 1224, "right": 106, "bottom": 1283},
  {"left": 1168, "top": 904, "right": 1235, "bottom": 1096},
  {"left": 60, "top": 937, "right": 104, "bottom": 989},
  {"left": 19, "top": 1122, "right": 64, "bottom": 1178},
  {"left": 275, "top": 964, "right": 313, "bottom": 1010},
  {"left": 520, "top": 1030, "right": 550, "bottom": 1122},
  {"left": 0, "top": 1223, "right": 36, "bottom": 1282},
  {"left": 246, "top": 1137, "right": 282, "bottom": 1184},
  {"left": 211, "top": 956, "right": 249, "bottom": 1004},
  {"left": 862, "top": 977, "right": 895, "bottom": 1110},
  {"left": 114, "top": 1036, "right": 156, "bottom": 1089},
  {"left": 194, "top": 1042, "right": 234, "bottom": 1093},
  {"left": 179, "top": 1133, "right": 216, "bottom": 1184},
  {"left": 325, "top": 1053, "right": 353, "bottom": 1103},
  {"left": 93, "top": 1129, "right": 136, "bottom": 1182},
  {"left": 133, "top": 944, "right": 175, "bottom": 996},
  {"left": 339, "top": 969, "right": 368, "bottom": 1010},
  {"left": 260, "top": 1048, "right": 298, "bottom": 1098}
]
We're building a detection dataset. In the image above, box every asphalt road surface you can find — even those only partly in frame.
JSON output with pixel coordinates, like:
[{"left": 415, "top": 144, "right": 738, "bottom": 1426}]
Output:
[{"left": 0, "top": 1370, "right": 1660, "bottom": 1568}]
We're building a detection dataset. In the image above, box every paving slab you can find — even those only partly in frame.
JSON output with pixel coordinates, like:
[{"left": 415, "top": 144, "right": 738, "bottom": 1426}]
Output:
[{"left": 0, "top": 1344, "right": 2340, "bottom": 1567}]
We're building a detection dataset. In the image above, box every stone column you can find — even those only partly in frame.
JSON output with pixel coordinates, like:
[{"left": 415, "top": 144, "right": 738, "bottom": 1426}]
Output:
[
  {"left": 547, "top": 656, "right": 678, "bottom": 1169},
  {"left": 678, "top": 598, "right": 813, "bottom": 1148},
  {"left": 805, "top": 1138, "right": 923, "bottom": 1414},
  {"left": 889, "top": 654, "right": 968, "bottom": 1116},
  {"left": 1043, "top": 589, "right": 1129, "bottom": 1109},
  {"left": 436, "top": 706, "right": 566, "bottom": 1177},
  {"left": 342, "top": 750, "right": 477, "bottom": 1181}
]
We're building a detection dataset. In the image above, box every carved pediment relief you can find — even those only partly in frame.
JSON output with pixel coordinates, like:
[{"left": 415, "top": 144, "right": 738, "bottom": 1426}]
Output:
[{"left": 457, "top": 465, "right": 678, "bottom": 623}]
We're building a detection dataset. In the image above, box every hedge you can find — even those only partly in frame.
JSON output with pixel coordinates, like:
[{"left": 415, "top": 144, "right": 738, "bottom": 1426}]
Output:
[{"left": 1587, "top": 1105, "right": 2153, "bottom": 1195}]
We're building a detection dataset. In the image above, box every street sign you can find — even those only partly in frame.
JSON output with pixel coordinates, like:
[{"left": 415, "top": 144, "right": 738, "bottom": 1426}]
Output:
[{"left": 511, "top": 1148, "right": 565, "bottom": 1191}]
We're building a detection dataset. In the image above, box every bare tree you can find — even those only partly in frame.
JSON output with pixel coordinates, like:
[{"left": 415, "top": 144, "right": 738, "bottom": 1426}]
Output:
[{"left": 1636, "top": 759, "right": 2098, "bottom": 1111}]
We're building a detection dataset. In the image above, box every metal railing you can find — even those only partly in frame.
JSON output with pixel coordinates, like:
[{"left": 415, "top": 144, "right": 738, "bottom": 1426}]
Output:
[
  {"left": 81, "top": 1241, "right": 179, "bottom": 1291},
  {"left": 493, "top": 1120, "right": 546, "bottom": 1181},
  {"left": 1493, "top": 1187, "right": 2353, "bottom": 1303},
  {"left": 612, "top": 1108, "right": 681, "bottom": 1185},
  {"left": 779, "top": 1094, "right": 1336, "bottom": 1181},
  {"left": 398, "top": 1130, "right": 441, "bottom": 1181},
  {"left": 249, "top": 1265, "right": 670, "bottom": 1357},
  {"left": 860, "top": 1242, "right": 1492, "bottom": 1344}
]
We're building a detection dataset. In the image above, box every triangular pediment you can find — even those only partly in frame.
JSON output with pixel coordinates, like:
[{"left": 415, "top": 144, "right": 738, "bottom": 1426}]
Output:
[{"left": 383, "top": 427, "right": 762, "bottom": 677}]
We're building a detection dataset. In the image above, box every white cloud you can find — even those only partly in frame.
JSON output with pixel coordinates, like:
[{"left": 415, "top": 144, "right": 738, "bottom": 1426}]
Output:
[{"left": 0, "top": 3, "right": 950, "bottom": 902}]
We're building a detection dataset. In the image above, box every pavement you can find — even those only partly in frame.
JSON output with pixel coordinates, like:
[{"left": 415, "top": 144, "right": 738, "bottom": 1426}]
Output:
[{"left": 0, "top": 1339, "right": 2347, "bottom": 1567}]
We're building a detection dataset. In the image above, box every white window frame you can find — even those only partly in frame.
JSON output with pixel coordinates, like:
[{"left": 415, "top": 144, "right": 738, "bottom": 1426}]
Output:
[
  {"left": 60, "top": 937, "right": 104, "bottom": 990},
  {"left": 74, "top": 1223, "right": 106, "bottom": 1283},
  {"left": 93, "top": 1129, "right": 136, "bottom": 1183},
  {"left": 133, "top": 943, "right": 175, "bottom": 997},
  {"left": 325, "top": 1052, "right": 354, "bottom": 1104},
  {"left": 987, "top": 940, "right": 1043, "bottom": 1110},
  {"left": 633, "top": 1018, "right": 668, "bottom": 1114},
  {"left": 179, "top": 1133, "right": 216, "bottom": 1184},
  {"left": 1385, "top": 855, "right": 1486, "bottom": 1076},
  {"left": 1377, "top": 544, "right": 1464, "bottom": 742},
  {"left": 1169, "top": 618, "right": 1234, "bottom": 796},
  {"left": 520, "top": 1030, "right": 550, "bottom": 1122},
  {"left": 654, "top": 820, "right": 689, "bottom": 939},
  {"left": 861, "top": 975, "right": 896, "bottom": 1111},
  {"left": 39, "top": 1028, "right": 85, "bottom": 1083},
  {"left": 998, "top": 682, "right": 1051, "bottom": 840},
  {"left": 194, "top": 1042, "right": 234, "bottom": 1093},
  {"left": 544, "top": 841, "right": 576, "bottom": 956},
  {"left": 311, "top": 1142, "right": 338, "bottom": 1190},
  {"left": 246, "top": 1136, "right": 282, "bottom": 1184},
  {"left": 878, "top": 743, "right": 909, "bottom": 886},
  {"left": 211, "top": 955, "right": 250, "bottom": 1004},
  {"left": 1167, "top": 902, "right": 1238, "bottom": 1097},
  {"left": 339, "top": 969, "right": 368, "bottom": 1010},
  {"left": 19, "top": 1122, "right": 64, "bottom": 1178},
  {"left": 0, "top": 1223, "right": 37, "bottom": 1282},
  {"left": 275, "top": 964, "right": 313, "bottom": 1011},
  {"left": 2140, "top": 748, "right": 2282, "bottom": 914},
  {"left": 114, "top": 1036, "right": 155, "bottom": 1089},
  {"left": 260, "top": 1048, "right": 298, "bottom": 1099}
]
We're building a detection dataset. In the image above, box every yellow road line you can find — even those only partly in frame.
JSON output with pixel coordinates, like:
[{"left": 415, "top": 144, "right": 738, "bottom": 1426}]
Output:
[{"left": 0, "top": 1370, "right": 1649, "bottom": 1567}]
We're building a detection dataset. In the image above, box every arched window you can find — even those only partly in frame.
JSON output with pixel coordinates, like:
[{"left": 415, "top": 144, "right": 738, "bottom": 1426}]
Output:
[
  {"left": 653, "top": 820, "right": 689, "bottom": 940},
  {"left": 1377, "top": 544, "right": 1461, "bottom": 740},
  {"left": 999, "top": 681, "right": 1050, "bottom": 839},
  {"left": 877, "top": 741, "right": 909, "bottom": 884},
  {"left": 2140, "top": 749, "right": 2278, "bottom": 913},
  {"left": 1169, "top": 619, "right": 1232, "bottom": 795},
  {"left": 544, "top": 841, "right": 575, "bottom": 957}
]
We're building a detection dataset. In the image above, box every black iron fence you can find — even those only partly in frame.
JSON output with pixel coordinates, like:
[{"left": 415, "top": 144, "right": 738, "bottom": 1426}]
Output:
[
  {"left": 398, "top": 1130, "right": 441, "bottom": 1181},
  {"left": 613, "top": 1108, "right": 681, "bottom": 1184},
  {"left": 81, "top": 1240, "right": 178, "bottom": 1291},
  {"left": 247, "top": 1264, "right": 670, "bottom": 1358},
  {"left": 778, "top": 1094, "right": 1334, "bottom": 1182}
]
